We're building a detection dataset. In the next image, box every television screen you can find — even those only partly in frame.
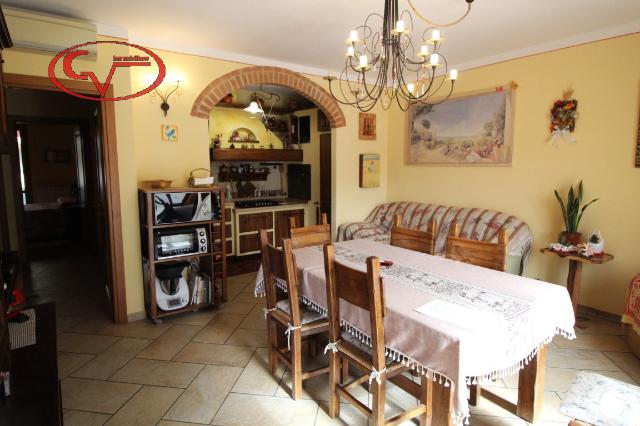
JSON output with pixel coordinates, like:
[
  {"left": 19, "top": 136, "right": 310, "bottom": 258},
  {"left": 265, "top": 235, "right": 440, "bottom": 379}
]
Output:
[{"left": 299, "top": 115, "right": 310, "bottom": 143}]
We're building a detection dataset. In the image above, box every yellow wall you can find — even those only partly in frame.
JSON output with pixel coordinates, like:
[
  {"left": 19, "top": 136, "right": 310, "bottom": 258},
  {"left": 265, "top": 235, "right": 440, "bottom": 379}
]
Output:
[
  {"left": 387, "top": 34, "right": 640, "bottom": 315},
  {"left": 209, "top": 107, "right": 285, "bottom": 149},
  {"left": 3, "top": 31, "right": 388, "bottom": 316}
]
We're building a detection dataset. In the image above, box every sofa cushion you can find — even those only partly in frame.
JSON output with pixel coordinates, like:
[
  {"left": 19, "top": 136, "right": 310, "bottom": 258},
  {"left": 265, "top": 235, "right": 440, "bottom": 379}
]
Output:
[{"left": 338, "top": 202, "right": 533, "bottom": 273}]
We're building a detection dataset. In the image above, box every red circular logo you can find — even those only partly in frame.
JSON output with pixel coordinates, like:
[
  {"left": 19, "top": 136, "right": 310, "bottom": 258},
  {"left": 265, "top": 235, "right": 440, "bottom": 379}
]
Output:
[{"left": 48, "top": 40, "right": 166, "bottom": 101}]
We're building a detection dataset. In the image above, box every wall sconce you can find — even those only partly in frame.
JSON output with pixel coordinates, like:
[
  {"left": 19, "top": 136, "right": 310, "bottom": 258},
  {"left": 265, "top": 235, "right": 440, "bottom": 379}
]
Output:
[{"left": 154, "top": 79, "right": 182, "bottom": 116}]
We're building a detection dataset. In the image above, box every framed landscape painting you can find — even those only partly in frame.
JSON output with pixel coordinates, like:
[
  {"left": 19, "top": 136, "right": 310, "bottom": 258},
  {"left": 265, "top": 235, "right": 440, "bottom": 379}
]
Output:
[{"left": 406, "top": 88, "right": 514, "bottom": 165}]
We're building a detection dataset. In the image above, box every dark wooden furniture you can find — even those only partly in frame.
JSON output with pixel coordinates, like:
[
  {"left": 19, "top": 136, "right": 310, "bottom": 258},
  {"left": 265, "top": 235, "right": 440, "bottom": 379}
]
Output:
[
  {"left": 138, "top": 187, "right": 227, "bottom": 323},
  {"left": 323, "top": 244, "right": 429, "bottom": 425},
  {"left": 288, "top": 212, "right": 330, "bottom": 249},
  {"left": 446, "top": 223, "right": 509, "bottom": 272},
  {"left": 0, "top": 302, "right": 62, "bottom": 426},
  {"left": 236, "top": 207, "right": 305, "bottom": 255},
  {"left": 259, "top": 231, "right": 328, "bottom": 399},
  {"left": 210, "top": 148, "right": 303, "bottom": 162},
  {"left": 319, "top": 133, "right": 331, "bottom": 221},
  {"left": 540, "top": 248, "right": 614, "bottom": 317},
  {"left": 390, "top": 214, "right": 436, "bottom": 255}
]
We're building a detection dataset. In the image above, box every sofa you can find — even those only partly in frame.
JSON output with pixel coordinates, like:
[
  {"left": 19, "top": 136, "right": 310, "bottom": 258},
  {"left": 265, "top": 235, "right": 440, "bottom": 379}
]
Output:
[
  {"left": 623, "top": 274, "right": 640, "bottom": 358},
  {"left": 338, "top": 202, "right": 533, "bottom": 275}
]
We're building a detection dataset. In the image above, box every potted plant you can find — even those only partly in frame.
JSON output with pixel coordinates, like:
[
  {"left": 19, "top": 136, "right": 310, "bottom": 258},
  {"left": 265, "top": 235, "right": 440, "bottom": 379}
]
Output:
[{"left": 554, "top": 180, "right": 598, "bottom": 245}]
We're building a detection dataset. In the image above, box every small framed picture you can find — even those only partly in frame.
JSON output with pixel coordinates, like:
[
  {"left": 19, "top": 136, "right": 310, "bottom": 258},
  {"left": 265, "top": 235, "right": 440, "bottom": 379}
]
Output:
[
  {"left": 359, "top": 112, "right": 376, "bottom": 140},
  {"left": 161, "top": 124, "right": 178, "bottom": 142},
  {"left": 359, "top": 153, "right": 380, "bottom": 188}
]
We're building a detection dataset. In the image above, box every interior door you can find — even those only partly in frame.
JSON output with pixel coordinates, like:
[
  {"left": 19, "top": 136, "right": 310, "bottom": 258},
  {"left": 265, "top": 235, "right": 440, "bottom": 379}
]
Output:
[{"left": 319, "top": 133, "right": 331, "bottom": 223}]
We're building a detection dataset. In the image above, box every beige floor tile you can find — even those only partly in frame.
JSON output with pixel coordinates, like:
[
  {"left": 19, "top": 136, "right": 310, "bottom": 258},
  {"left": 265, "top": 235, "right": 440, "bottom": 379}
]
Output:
[
  {"left": 62, "top": 377, "right": 141, "bottom": 414},
  {"left": 105, "top": 385, "right": 182, "bottom": 426},
  {"left": 110, "top": 358, "right": 203, "bottom": 388},
  {"left": 233, "top": 291, "right": 262, "bottom": 304},
  {"left": 315, "top": 402, "right": 416, "bottom": 426},
  {"left": 58, "top": 333, "right": 120, "bottom": 354},
  {"left": 546, "top": 347, "right": 620, "bottom": 370},
  {"left": 57, "top": 317, "right": 83, "bottom": 334},
  {"left": 72, "top": 337, "right": 152, "bottom": 380},
  {"left": 165, "top": 309, "right": 218, "bottom": 326},
  {"left": 68, "top": 317, "right": 114, "bottom": 334},
  {"left": 212, "top": 393, "right": 318, "bottom": 426},
  {"left": 470, "top": 386, "right": 569, "bottom": 422},
  {"left": 136, "top": 325, "right": 203, "bottom": 361},
  {"left": 63, "top": 409, "right": 111, "bottom": 426},
  {"left": 232, "top": 348, "right": 285, "bottom": 396},
  {"left": 467, "top": 416, "right": 528, "bottom": 425},
  {"left": 174, "top": 342, "right": 254, "bottom": 367},
  {"left": 603, "top": 351, "right": 640, "bottom": 383},
  {"left": 575, "top": 319, "right": 627, "bottom": 335},
  {"left": 502, "top": 367, "right": 636, "bottom": 391},
  {"left": 191, "top": 313, "right": 244, "bottom": 344},
  {"left": 164, "top": 365, "right": 243, "bottom": 424},
  {"left": 158, "top": 421, "right": 202, "bottom": 426},
  {"left": 222, "top": 300, "right": 256, "bottom": 315},
  {"left": 553, "top": 334, "right": 630, "bottom": 352},
  {"left": 98, "top": 320, "right": 172, "bottom": 339},
  {"left": 225, "top": 327, "right": 267, "bottom": 347},
  {"left": 58, "top": 352, "right": 94, "bottom": 379},
  {"left": 238, "top": 304, "right": 267, "bottom": 330}
]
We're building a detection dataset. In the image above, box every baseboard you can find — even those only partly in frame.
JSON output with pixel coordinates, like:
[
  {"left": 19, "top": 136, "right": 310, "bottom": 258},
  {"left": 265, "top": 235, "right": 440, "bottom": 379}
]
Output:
[
  {"left": 577, "top": 304, "right": 621, "bottom": 323},
  {"left": 127, "top": 310, "right": 147, "bottom": 323}
]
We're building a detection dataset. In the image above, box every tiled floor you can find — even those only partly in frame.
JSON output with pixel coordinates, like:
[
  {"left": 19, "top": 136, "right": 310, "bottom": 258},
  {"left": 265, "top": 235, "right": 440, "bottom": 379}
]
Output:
[{"left": 56, "top": 272, "right": 640, "bottom": 426}]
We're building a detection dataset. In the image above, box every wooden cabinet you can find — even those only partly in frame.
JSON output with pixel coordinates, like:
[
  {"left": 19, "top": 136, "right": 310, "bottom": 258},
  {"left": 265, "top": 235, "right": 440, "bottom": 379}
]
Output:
[
  {"left": 274, "top": 209, "right": 305, "bottom": 245},
  {"left": 224, "top": 207, "right": 234, "bottom": 256},
  {"left": 234, "top": 205, "right": 306, "bottom": 256},
  {"left": 210, "top": 148, "right": 303, "bottom": 162}
]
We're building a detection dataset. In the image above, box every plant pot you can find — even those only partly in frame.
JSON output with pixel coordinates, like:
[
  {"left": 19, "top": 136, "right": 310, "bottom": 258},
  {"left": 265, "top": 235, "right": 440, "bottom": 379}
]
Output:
[{"left": 561, "top": 232, "right": 582, "bottom": 245}]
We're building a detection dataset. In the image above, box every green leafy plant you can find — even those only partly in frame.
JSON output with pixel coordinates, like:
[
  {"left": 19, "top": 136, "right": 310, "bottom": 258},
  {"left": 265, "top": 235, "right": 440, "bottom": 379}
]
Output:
[{"left": 554, "top": 180, "right": 598, "bottom": 234}]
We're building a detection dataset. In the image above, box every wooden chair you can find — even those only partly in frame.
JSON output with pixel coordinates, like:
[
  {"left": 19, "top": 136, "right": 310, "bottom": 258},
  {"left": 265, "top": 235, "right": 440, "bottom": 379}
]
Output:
[
  {"left": 390, "top": 214, "right": 437, "bottom": 255},
  {"left": 259, "top": 229, "right": 329, "bottom": 399},
  {"left": 323, "top": 243, "right": 429, "bottom": 426},
  {"left": 445, "top": 223, "right": 508, "bottom": 406},
  {"left": 288, "top": 212, "right": 331, "bottom": 249},
  {"left": 446, "top": 223, "right": 509, "bottom": 272}
]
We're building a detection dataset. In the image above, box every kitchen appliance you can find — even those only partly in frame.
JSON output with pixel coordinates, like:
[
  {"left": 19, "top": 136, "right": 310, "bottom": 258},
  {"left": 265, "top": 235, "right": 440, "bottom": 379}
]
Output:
[
  {"left": 155, "top": 262, "right": 189, "bottom": 311},
  {"left": 154, "top": 227, "right": 208, "bottom": 260},
  {"left": 152, "top": 191, "right": 221, "bottom": 224},
  {"left": 234, "top": 199, "right": 282, "bottom": 209},
  {"left": 287, "top": 164, "right": 311, "bottom": 201}
]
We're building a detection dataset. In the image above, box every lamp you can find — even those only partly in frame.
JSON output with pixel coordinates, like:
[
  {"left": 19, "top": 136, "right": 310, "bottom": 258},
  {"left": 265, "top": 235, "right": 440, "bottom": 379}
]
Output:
[
  {"left": 326, "top": 0, "right": 474, "bottom": 112},
  {"left": 243, "top": 99, "right": 264, "bottom": 114},
  {"left": 153, "top": 78, "right": 182, "bottom": 116}
]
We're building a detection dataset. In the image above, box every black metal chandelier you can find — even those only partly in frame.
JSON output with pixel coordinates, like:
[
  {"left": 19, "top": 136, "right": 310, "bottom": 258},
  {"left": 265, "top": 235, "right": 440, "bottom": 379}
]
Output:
[{"left": 326, "top": 0, "right": 474, "bottom": 112}]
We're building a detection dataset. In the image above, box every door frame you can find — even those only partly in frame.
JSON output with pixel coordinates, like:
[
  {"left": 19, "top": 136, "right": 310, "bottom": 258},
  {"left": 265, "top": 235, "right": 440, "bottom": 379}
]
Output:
[{"left": 4, "top": 73, "right": 127, "bottom": 323}]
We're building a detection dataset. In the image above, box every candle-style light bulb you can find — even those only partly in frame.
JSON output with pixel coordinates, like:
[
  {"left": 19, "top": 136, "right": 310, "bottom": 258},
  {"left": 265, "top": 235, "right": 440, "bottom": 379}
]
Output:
[
  {"left": 395, "top": 20, "right": 405, "bottom": 33},
  {"left": 350, "top": 30, "right": 359, "bottom": 43},
  {"left": 407, "top": 83, "right": 415, "bottom": 94},
  {"left": 430, "top": 53, "right": 439, "bottom": 66},
  {"left": 449, "top": 69, "right": 458, "bottom": 81},
  {"left": 431, "top": 29, "right": 441, "bottom": 42},
  {"left": 419, "top": 45, "right": 429, "bottom": 57},
  {"left": 346, "top": 45, "right": 355, "bottom": 57}
]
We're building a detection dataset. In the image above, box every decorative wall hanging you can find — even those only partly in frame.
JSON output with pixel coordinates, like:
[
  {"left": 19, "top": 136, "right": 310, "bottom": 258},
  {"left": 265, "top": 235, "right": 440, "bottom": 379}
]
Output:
[
  {"left": 359, "top": 113, "right": 376, "bottom": 140},
  {"left": 635, "top": 107, "right": 640, "bottom": 167},
  {"left": 161, "top": 124, "right": 178, "bottom": 142},
  {"left": 406, "top": 85, "right": 515, "bottom": 165},
  {"left": 359, "top": 153, "right": 380, "bottom": 188},
  {"left": 549, "top": 89, "right": 578, "bottom": 147}
]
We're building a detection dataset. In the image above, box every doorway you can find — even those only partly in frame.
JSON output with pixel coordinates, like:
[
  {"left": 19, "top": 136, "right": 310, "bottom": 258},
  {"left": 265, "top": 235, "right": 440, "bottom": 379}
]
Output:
[
  {"left": 319, "top": 133, "right": 331, "bottom": 222},
  {"left": 2, "top": 74, "right": 127, "bottom": 323}
]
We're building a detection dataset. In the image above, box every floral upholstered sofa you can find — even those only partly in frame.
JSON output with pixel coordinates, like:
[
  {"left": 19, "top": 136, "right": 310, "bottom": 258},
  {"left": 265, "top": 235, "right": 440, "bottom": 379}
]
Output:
[{"left": 338, "top": 201, "right": 533, "bottom": 275}]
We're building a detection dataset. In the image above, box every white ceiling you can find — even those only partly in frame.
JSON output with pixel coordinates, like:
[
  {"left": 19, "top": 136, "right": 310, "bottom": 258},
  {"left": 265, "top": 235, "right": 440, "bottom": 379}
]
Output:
[{"left": 3, "top": 0, "right": 640, "bottom": 75}]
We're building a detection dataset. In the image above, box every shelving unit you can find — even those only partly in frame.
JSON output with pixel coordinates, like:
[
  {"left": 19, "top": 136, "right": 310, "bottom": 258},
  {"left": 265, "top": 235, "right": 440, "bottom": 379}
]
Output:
[
  {"left": 210, "top": 147, "right": 303, "bottom": 162},
  {"left": 138, "top": 186, "right": 227, "bottom": 324}
]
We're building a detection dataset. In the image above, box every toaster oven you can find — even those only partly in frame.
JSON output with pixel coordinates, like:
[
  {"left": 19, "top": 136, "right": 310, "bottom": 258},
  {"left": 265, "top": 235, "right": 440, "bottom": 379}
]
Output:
[{"left": 154, "top": 227, "right": 208, "bottom": 260}]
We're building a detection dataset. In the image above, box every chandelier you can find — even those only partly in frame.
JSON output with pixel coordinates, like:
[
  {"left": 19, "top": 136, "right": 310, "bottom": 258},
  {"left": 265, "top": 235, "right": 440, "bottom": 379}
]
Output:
[{"left": 326, "top": 0, "right": 474, "bottom": 112}]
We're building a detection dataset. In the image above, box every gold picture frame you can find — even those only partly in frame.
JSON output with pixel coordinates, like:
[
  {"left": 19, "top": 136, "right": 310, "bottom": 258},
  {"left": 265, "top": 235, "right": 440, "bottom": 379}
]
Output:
[
  {"left": 161, "top": 124, "right": 178, "bottom": 142},
  {"left": 359, "top": 112, "right": 376, "bottom": 140},
  {"left": 359, "top": 153, "right": 380, "bottom": 188}
]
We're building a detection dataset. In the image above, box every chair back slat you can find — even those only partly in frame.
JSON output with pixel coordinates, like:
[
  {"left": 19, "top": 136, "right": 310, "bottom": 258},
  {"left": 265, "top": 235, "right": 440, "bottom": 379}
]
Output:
[
  {"left": 260, "top": 230, "right": 301, "bottom": 324},
  {"left": 323, "top": 243, "right": 386, "bottom": 368},
  {"left": 390, "top": 214, "right": 437, "bottom": 255},
  {"left": 446, "top": 223, "right": 509, "bottom": 272},
  {"left": 289, "top": 213, "right": 331, "bottom": 249}
]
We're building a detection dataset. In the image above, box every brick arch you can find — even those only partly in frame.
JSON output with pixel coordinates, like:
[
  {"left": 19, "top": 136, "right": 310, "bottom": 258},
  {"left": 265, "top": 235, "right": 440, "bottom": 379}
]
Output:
[{"left": 190, "top": 66, "right": 346, "bottom": 128}]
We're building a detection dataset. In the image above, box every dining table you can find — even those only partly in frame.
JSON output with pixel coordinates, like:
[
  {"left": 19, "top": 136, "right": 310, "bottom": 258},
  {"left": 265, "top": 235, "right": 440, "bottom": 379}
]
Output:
[{"left": 254, "top": 239, "right": 576, "bottom": 425}]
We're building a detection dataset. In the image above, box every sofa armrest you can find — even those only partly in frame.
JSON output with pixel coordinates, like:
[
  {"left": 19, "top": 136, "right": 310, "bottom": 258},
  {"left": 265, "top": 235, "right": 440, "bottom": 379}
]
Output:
[{"left": 337, "top": 221, "right": 381, "bottom": 242}]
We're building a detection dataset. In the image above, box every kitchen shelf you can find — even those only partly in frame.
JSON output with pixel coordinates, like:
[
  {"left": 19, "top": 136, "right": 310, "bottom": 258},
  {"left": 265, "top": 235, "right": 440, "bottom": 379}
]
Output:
[
  {"left": 210, "top": 148, "right": 303, "bottom": 162},
  {"left": 218, "top": 171, "right": 269, "bottom": 182}
]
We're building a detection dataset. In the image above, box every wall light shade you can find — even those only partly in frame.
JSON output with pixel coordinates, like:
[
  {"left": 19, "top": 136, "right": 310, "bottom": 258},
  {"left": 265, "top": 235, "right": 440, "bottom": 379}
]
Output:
[{"left": 243, "top": 101, "right": 264, "bottom": 114}]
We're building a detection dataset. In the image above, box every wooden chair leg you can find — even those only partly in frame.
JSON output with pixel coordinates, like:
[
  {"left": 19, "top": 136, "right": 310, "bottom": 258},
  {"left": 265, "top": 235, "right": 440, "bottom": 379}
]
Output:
[
  {"left": 517, "top": 345, "right": 547, "bottom": 423},
  {"left": 371, "top": 376, "right": 386, "bottom": 426},
  {"left": 340, "top": 358, "right": 349, "bottom": 384},
  {"left": 430, "top": 379, "right": 454, "bottom": 426},
  {"left": 328, "top": 352, "right": 341, "bottom": 418},
  {"left": 291, "top": 329, "right": 303, "bottom": 400},
  {"left": 420, "top": 375, "right": 432, "bottom": 426},
  {"left": 267, "top": 318, "right": 278, "bottom": 374},
  {"left": 469, "top": 383, "right": 481, "bottom": 406}
]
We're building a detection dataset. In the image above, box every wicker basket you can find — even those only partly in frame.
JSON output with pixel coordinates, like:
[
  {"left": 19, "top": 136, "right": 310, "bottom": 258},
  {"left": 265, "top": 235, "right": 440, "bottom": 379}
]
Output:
[
  {"left": 188, "top": 168, "right": 215, "bottom": 187},
  {"left": 142, "top": 179, "right": 172, "bottom": 189}
]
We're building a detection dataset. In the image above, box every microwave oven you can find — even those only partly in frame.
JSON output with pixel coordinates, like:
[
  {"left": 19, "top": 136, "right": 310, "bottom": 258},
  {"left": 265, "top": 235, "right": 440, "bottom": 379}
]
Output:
[
  {"left": 154, "top": 227, "right": 208, "bottom": 260},
  {"left": 152, "top": 191, "right": 221, "bottom": 225}
]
